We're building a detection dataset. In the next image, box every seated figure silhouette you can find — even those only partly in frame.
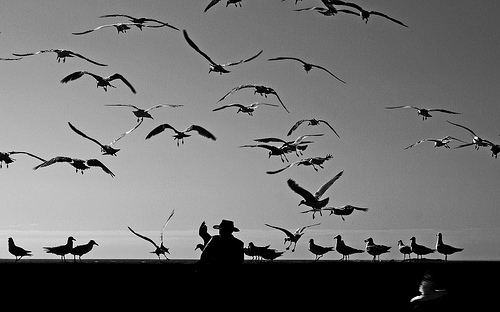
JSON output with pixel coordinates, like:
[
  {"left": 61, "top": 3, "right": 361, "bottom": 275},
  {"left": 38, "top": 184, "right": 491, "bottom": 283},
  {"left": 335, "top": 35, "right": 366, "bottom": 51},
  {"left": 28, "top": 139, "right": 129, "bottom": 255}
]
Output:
[{"left": 198, "top": 219, "right": 244, "bottom": 265}]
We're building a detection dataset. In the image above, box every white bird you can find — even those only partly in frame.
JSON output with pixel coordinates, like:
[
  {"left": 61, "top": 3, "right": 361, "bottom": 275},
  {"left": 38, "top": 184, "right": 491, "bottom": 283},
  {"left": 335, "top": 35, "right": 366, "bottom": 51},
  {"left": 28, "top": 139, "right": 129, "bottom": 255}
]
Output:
[
  {"left": 145, "top": 123, "right": 216, "bottom": 146},
  {"left": 333, "top": 235, "right": 364, "bottom": 261},
  {"left": 68, "top": 120, "right": 143, "bottom": 156},
  {"left": 99, "top": 14, "right": 179, "bottom": 31},
  {"left": 60, "top": 71, "right": 136, "bottom": 94},
  {"left": 12, "top": 48, "right": 107, "bottom": 66},
  {"left": 218, "top": 84, "right": 290, "bottom": 113},
  {"left": 70, "top": 240, "right": 98, "bottom": 262},
  {"left": 436, "top": 233, "right": 463, "bottom": 261},
  {"left": 106, "top": 104, "right": 184, "bottom": 122},
  {"left": 288, "top": 170, "right": 344, "bottom": 218},
  {"left": 183, "top": 29, "right": 262, "bottom": 74},
  {"left": 43, "top": 236, "right": 76, "bottom": 262},
  {"left": 265, "top": 223, "right": 321, "bottom": 252},
  {"left": 72, "top": 22, "right": 145, "bottom": 35},
  {"left": 266, "top": 154, "right": 333, "bottom": 174},
  {"left": 0, "top": 151, "right": 45, "bottom": 169},
  {"left": 364, "top": 237, "right": 391, "bottom": 261},
  {"left": 8, "top": 237, "right": 32, "bottom": 261},
  {"left": 410, "top": 273, "right": 448, "bottom": 305},
  {"left": 398, "top": 240, "right": 412, "bottom": 260},
  {"left": 212, "top": 102, "right": 279, "bottom": 116},
  {"left": 309, "top": 238, "right": 334, "bottom": 261},
  {"left": 268, "top": 56, "right": 345, "bottom": 84},
  {"left": 410, "top": 236, "right": 435, "bottom": 259},
  {"left": 204, "top": 0, "right": 242, "bottom": 12},
  {"left": 446, "top": 120, "right": 490, "bottom": 150},
  {"left": 128, "top": 209, "right": 175, "bottom": 261},
  {"left": 385, "top": 106, "right": 460, "bottom": 120},
  {"left": 404, "top": 136, "right": 467, "bottom": 150},
  {"left": 33, "top": 156, "right": 115, "bottom": 177},
  {"left": 287, "top": 118, "right": 339, "bottom": 137},
  {"left": 324, "top": 205, "right": 368, "bottom": 221}
]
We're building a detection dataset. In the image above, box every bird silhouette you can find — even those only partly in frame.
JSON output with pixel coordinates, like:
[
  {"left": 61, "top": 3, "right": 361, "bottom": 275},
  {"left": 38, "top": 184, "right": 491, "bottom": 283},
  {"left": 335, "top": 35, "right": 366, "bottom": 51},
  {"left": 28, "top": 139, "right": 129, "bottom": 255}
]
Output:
[
  {"left": 294, "top": 0, "right": 359, "bottom": 17},
  {"left": 68, "top": 120, "right": 143, "bottom": 156},
  {"left": 145, "top": 123, "right": 216, "bottom": 146},
  {"left": 404, "top": 136, "right": 467, "bottom": 150},
  {"left": 218, "top": 84, "right": 290, "bottom": 113},
  {"left": 61, "top": 71, "right": 136, "bottom": 94},
  {"left": 8, "top": 237, "right": 32, "bottom": 261},
  {"left": 436, "top": 233, "right": 463, "bottom": 261},
  {"left": 266, "top": 154, "right": 333, "bottom": 174},
  {"left": 13, "top": 48, "right": 107, "bottom": 66},
  {"left": 265, "top": 223, "right": 320, "bottom": 252},
  {"left": 398, "top": 240, "right": 412, "bottom": 260},
  {"left": 105, "top": 104, "right": 184, "bottom": 122},
  {"left": 99, "top": 14, "right": 179, "bottom": 31},
  {"left": 324, "top": 205, "right": 368, "bottom": 221},
  {"left": 333, "top": 235, "right": 364, "bottom": 261},
  {"left": 254, "top": 134, "right": 322, "bottom": 158},
  {"left": 364, "top": 237, "right": 391, "bottom": 261},
  {"left": 33, "top": 156, "right": 115, "bottom": 177},
  {"left": 204, "top": 0, "right": 242, "bottom": 13},
  {"left": 70, "top": 240, "right": 98, "bottom": 262},
  {"left": 410, "top": 236, "right": 435, "bottom": 259},
  {"left": 410, "top": 273, "right": 448, "bottom": 306},
  {"left": 43, "top": 236, "right": 76, "bottom": 262},
  {"left": 195, "top": 221, "right": 212, "bottom": 251},
  {"left": 72, "top": 22, "right": 145, "bottom": 35},
  {"left": 268, "top": 56, "right": 345, "bottom": 83},
  {"left": 183, "top": 29, "right": 262, "bottom": 74},
  {"left": 308, "top": 238, "right": 334, "bottom": 261},
  {"left": 333, "top": 0, "right": 408, "bottom": 27},
  {"left": 246, "top": 242, "right": 272, "bottom": 261},
  {"left": 0, "top": 151, "right": 45, "bottom": 168},
  {"left": 385, "top": 105, "right": 460, "bottom": 120},
  {"left": 446, "top": 120, "right": 490, "bottom": 150},
  {"left": 239, "top": 144, "right": 291, "bottom": 163},
  {"left": 287, "top": 118, "right": 339, "bottom": 137},
  {"left": 212, "top": 102, "right": 279, "bottom": 116}
]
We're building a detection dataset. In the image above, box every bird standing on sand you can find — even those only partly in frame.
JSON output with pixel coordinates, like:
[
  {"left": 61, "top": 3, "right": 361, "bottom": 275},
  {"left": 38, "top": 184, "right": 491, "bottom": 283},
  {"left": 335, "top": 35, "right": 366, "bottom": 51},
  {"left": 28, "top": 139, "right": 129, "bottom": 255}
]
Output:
[
  {"left": 218, "top": 84, "right": 290, "bottom": 114},
  {"left": 0, "top": 151, "right": 45, "bottom": 169},
  {"left": 385, "top": 106, "right": 460, "bottom": 120},
  {"left": 106, "top": 104, "right": 184, "bottom": 122},
  {"left": 268, "top": 56, "right": 345, "bottom": 84},
  {"left": 309, "top": 238, "right": 334, "bottom": 261},
  {"left": 70, "top": 240, "right": 98, "bottom": 262},
  {"left": 43, "top": 236, "right": 76, "bottom": 262},
  {"left": 324, "top": 205, "right": 368, "bottom": 221},
  {"left": 60, "top": 71, "right": 137, "bottom": 94},
  {"left": 436, "top": 233, "right": 463, "bottom": 261},
  {"left": 265, "top": 223, "right": 320, "bottom": 252},
  {"left": 364, "top": 237, "right": 391, "bottom": 261},
  {"left": 398, "top": 240, "right": 412, "bottom": 260},
  {"left": 212, "top": 102, "right": 279, "bottom": 116},
  {"left": 145, "top": 123, "right": 216, "bottom": 146},
  {"left": 8, "top": 237, "right": 32, "bottom": 262},
  {"left": 33, "top": 156, "right": 115, "bottom": 177},
  {"left": 410, "top": 236, "right": 435, "bottom": 259},
  {"left": 287, "top": 118, "right": 339, "bottom": 137},
  {"left": 334, "top": 235, "right": 364, "bottom": 261},
  {"left": 13, "top": 48, "right": 107, "bottom": 66}
]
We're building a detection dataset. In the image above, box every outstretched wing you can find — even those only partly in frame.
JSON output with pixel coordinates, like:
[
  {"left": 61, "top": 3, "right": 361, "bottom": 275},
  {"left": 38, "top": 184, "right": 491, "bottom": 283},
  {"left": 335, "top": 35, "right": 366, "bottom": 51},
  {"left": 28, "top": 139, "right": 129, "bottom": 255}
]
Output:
[
  {"left": 60, "top": 71, "right": 87, "bottom": 83},
  {"left": 287, "top": 119, "right": 308, "bottom": 136},
  {"left": 265, "top": 224, "right": 294, "bottom": 238},
  {"left": 224, "top": 50, "right": 263, "bottom": 67},
  {"left": 268, "top": 56, "right": 306, "bottom": 65},
  {"left": 68, "top": 122, "right": 105, "bottom": 149},
  {"left": 212, "top": 103, "right": 246, "bottom": 112},
  {"left": 270, "top": 91, "right": 290, "bottom": 114},
  {"left": 384, "top": 105, "right": 416, "bottom": 110},
  {"left": 254, "top": 137, "right": 287, "bottom": 144},
  {"left": 287, "top": 178, "right": 316, "bottom": 202},
  {"left": 183, "top": 29, "right": 217, "bottom": 66},
  {"left": 310, "top": 64, "right": 346, "bottom": 84},
  {"left": 128, "top": 226, "right": 160, "bottom": 249},
  {"left": 317, "top": 119, "right": 340, "bottom": 138},
  {"left": 266, "top": 162, "right": 297, "bottom": 175},
  {"left": 199, "top": 221, "right": 212, "bottom": 245},
  {"left": 217, "top": 84, "right": 256, "bottom": 103},
  {"left": 110, "top": 119, "right": 143, "bottom": 145},
  {"left": 146, "top": 104, "right": 184, "bottom": 112},
  {"left": 404, "top": 138, "right": 429, "bottom": 150},
  {"left": 297, "top": 223, "right": 321, "bottom": 234},
  {"left": 68, "top": 50, "right": 108, "bottom": 66},
  {"left": 108, "top": 73, "right": 137, "bottom": 94},
  {"left": 12, "top": 50, "right": 49, "bottom": 57},
  {"left": 160, "top": 209, "right": 175, "bottom": 245},
  {"left": 428, "top": 108, "right": 460, "bottom": 115},
  {"left": 370, "top": 11, "right": 408, "bottom": 28},
  {"left": 72, "top": 23, "right": 140, "bottom": 35},
  {"left": 9, "top": 151, "right": 46, "bottom": 163},
  {"left": 315, "top": 170, "right": 344, "bottom": 198},
  {"left": 85, "top": 159, "right": 115, "bottom": 177},
  {"left": 33, "top": 156, "right": 72, "bottom": 170},
  {"left": 186, "top": 125, "right": 217, "bottom": 141},
  {"left": 145, "top": 123, "right": 177, "bottom": 139},
  {"left": 105, "top": 103, "right": 140, "bottom": 110},
  {"left": 204, "top": 0, "right": 221, "bottom": 12},
  {"left": 446, "top": 120, "right": 477, "bottom": 136}
]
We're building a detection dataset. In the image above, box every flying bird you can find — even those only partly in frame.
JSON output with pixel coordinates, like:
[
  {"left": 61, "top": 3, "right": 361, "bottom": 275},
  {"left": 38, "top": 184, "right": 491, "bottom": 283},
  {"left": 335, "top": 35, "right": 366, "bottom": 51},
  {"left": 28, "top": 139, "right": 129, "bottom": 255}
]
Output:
[
  {"left": 239, "top": 144, "right": 290, "bottom": 163},
  {"left": 68, "top": 120, "right": 142, "bottom": 156},
  {"left": 333, "top": 235, "right": 364, "bottom": 261},
  {"left": 410, "top": 236, "right": 435, "bottom": 259},
  {"left": 33, "top": 156, "right": 115, "bottom": 177},
  {"left": 288, "top": 170, "right": 344, "bottom": 218},
  {"left": 204, "top": 0, "right": 242, "bottom": 12},
  {"left": 485, "top": 141, "right": 500, "bottom": 158},
  {"left": 398, "top": 240, "right": 412, "bottom": 260},
  {"left": 404, "top": 136, "right": 467, "bottom": 150},
  {"left": 105, "top": 104, "right": 184, "bottom": 122},
  {"left": 145, "top": 123, "right": 216, "bottom": 146},
  {"left": 364, "top": 237, "right": 391, "bottom": 261},
  {"left": 308, "top": 238, "right": 334, "bottom": 261},
  {"left": 8, "top": 237, "right": 32, "bottom": 261},
  {"left": 324, "top": 205, "right": 368, "bottom": 221},
  {"left": 212, "top": 102, "right": 279, "bottom": 116},
  {"left": 266, "top": 154, "right": 333, "bottom": 174},
  {"left": 60, "top": 71, "right": 136, "bottom": 94},
  {"left": 72, "top": 22, "right": 144, "bottom": 35},
  {"left": 446, "top": 120, "right": 490, "bottom": 150},
  {"left": 410, "top": 273, "right": 448, "bottom": 305},
  {"left": 12, "top": 48, "right": 107, "bottom": 66},
  {"left": 265, "top": 223, "right": 321, "bottom": 252},
  {"left": 70, "top": 240, "right": 99, "bottom": 262},
  {"left": 43, "top": 236, "right": 76, "bottom": 262},
  {"left": 254, "top": 134, "right": 323, "bottom": 158},
  {"left": 128, "top": 209, "right": 175, "bottom": 261},
  {"left": 294, "top": 0, "right": 359, "bottom": 17},
  {"left": 268, "top": 56, "right": 345, "bottom": 84},
  {"left": 287, "top": 118, "right": 339, "bottom": 137},
  {"left": 385, "top": 106, "right": 460, "bottom": 120},
  {"left": 0, "top": 151, "right": 45, "bottom": 168},
  {"left": 183, "top": 29, "right": 262, "bottom": 74},
  {"left": 99, "top": 14, "right": 179, "bottom": 31},
  {"left": 0, "top": 56, "right": 22, "bottom": 61},
  {"left": 436, "top": 232, "right": 463, "bottom": 261},
  {"left": 195, "top": 221, "right": 212, "bottom": 251},
  {"left": 218, "top": 84, "right": 290, "bottom": 113},
  {"left": 334, "top": 0, "right": 408, "bottom": 27}
]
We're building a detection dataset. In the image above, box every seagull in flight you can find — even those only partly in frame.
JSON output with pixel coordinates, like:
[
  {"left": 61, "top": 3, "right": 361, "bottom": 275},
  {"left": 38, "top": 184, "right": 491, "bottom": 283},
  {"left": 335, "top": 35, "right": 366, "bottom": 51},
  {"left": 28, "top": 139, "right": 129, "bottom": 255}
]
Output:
[
  {"left": 183, "top": 29, "right": 262, "bottom": 74},
  {"left": 61, "top": 71, "right": 136, "bottom": 94},
  {"left": 0, "top": 56, "right": 22, "bottom": 61},
  {"left": 333, "top": 0, "right": 408, "bottom": 27},
  {"left": 106, "top": 104, "right": 184, "bottom": 122},
  {"left": 266, "top": 154, "right": 333, "bottom": 174},
  {"left": 404, "top": 136, "right": 467, "bottom": 150},
  {"left": 212, "top": 102, "right": 279, "bottom": 116},
  {"left": 239, "top": 144, "right": 291, "bottom": 163},
  {"left": 324, "top": 205, "right": 368, "bottom": 221},
  {"left": 287, "top": 118, "right": 339, "bottom": 137},
  {"left": 128, "top": 209, "right": 175, "bottom": 261},
  {"left": 0, "top": 151, "right": 45, "bottom": 168},
  {"left": 268, "top": 56, "right": 345, "bottom": 84},
  {"left": 72, "top": 22, "right": 144, "bottom": 35},
  {"left": 265, "top": 223, "right": 320, "bottom": 252},
  {"left": 145, "top": 124, "right": 216, "bottom": 146},
  {"left": 218, "top": 84, "right": 290, "bottom": 113},
  {"left": 99, "top": 14, "right": 179, "bottom": 31},
  {"left": 288, "top": 170, "right": 344, "bottom": 218},
  {"left": 294, "top": 0, "right": 359, "bottom": 17},
  {"left": 13, "top": 48, "right": 107, "bottom": 66},
  {"left": 385, "top": 105, "right": 460, "bottom": 120},
  {"left": 446, "top": 120, "right": 490, "bottom": 150},
  {"left": 68, "top": 120, "right": 143, "bottom": 156},
  {"left": 33, "top": 156, "right": 115, "bottom": 177},
  {"left": 204, "top": 0, "right": 242, "bottom": 13},
  {"left": 254, "top": 134, "right": 322, "bottom": 157}
]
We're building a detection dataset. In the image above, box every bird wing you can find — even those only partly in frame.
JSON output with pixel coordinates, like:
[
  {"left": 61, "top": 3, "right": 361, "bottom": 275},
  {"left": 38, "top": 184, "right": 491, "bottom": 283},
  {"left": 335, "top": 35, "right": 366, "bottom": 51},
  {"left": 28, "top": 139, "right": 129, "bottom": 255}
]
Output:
[
  {"left": 265, "top": 224, "right": 294, "bottom": 238},
  {"left": 268, "top": 56, "right": 306, "bottom": 64},
  {"left": 68, "top": 122, "right": 105, "bottom": 148},
  {"left": 72, "top": 23, "right": 139, "bottom": 35},
  {"left": 310, "top": 64, "right": 346, "bottom": 84},
  {"left": 287, "top": 178, "right": 316, "bottom": 202},
  {"left": 446, "top": 120, "right": 477, "bottom": 136},
  {"left": 315, "top": 170, "right": 344, "bottom": 199},
  {"left": 370, "top": 11, "right": 408, "bottom": 28},
  {"left": 404, "top": 139, "right": 429, "bottom": 150},
  {"left": 108, "top": 73, "right": 137, "bottom": 94},
  {"left": 204, "top": 0, "right": 222, "bottom": 12},
  {"left": 110, "top": 119, "right": 143, "bottom": 145},
  {"left": 239, "top": 144, "right": 282, "bottom": 153},
  {"left": 85, "top": 159, "right": 115, "bottom": 177},
  {"left": 217, "top": 84, "right": 256, "bottom": 103},
  {"left": 105, "top": 104, "right": 140, "bottom": 110},
  {"left": 160, "top": 209, "right": 175, "bottom": 245},
  {"left": 0, "top": 56, "right": 22, "bottom": 61},
  {"left": 60, "top": 71, "right": 87, "bottom": 83},
  {"left": 297, "top": 223, "right": 321, "bottom": 234},
  {"left": 454, "top": 142, "right": 475, "bottom": 149},
  {"left": 212, "top": 103, "right": 246, "bottom": 112},
  {"left": 128, "top": 226, "right": 160, "bottom": 249},
  {"left": 249, "top": 102, "right": 280, "bottom": 108},
  {"left": 183, "top": 29, "right": 218, "bottom": 66},
  {"left": 254, "top": 137, "right": 287, "bottom": 144},
  {"left": 223, "top": 50, "right": 263, "bottom": 67},
  {"left": 12, "top": 49, "right": 50, "bottom": 57},
  {"left": 384, "top": 105, "right": 416, "bottom": 110},
  {"left": 33, "top": 156, "right": 73, "bottom": 170},
  {"left": 349, "top": 205, "right": 369, "bottom": 212},
  {"left": 270, "top": 90, "right": 290, "bottom": 114},
  {"left": 8, "top": 151, "right": 46, "bottom": 163},
  {"left": 145, "top": 123, "right": 177, "bottom": 139},
  {"left": 185, "top": 125, "right": 217, "bottom": 141},
  {"left": 427, "top": 108, "right": 460, "bottom": 115},
  {"left": 145, "top": 104, "right": 184, "bottom": 112},
  {"left": 199, "top": 221, "right": 212, "bottom": 245},
  {"left": 287, "top": 119, "right": 308, "bottom": 136},
  {"left": 265, "top": 162, "right": 297, "bottom": 174},
  {"left": 67, "top": 50, "right": 108, "bottom": 66}
]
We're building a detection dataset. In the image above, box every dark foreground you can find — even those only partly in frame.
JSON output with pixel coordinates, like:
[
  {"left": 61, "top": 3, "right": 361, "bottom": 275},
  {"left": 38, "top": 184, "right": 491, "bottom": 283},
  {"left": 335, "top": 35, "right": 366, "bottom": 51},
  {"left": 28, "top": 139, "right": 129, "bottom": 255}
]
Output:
[{"left": 1, "top": 259, "right": 497, "bottom": 310}]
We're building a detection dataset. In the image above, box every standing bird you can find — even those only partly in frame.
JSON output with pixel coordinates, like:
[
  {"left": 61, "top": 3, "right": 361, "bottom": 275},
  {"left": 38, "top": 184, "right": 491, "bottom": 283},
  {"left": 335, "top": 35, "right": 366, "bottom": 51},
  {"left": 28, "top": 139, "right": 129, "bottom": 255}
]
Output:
[
  {"left": 145, "top": 123, "right": 216, "bottom": 146},
  {"left": 128, "top": 209, "right": 175, "bottom": 261},
  {"left": 183, "top": 29, "right": 262, "bottom": 74},
  {"left": 72, "top": 22, "right": 143, "bottom": 35},
  {"left": 70, "top": 240, "right": 99, "bottom": 262},
  {"left": 288, "top": 170, "right": 344, "bottom": 218},
  {"left": 404, "top": 136, "right": 467, "bottom": 150},
  {"left": 398, "top": 240, "right": 412, "bottom": 260},
  {"left": 195, "top": 221, "right": 212, "bottom": 251},
  {"left": 43, "top": 236, "right": 76, "bottom": 262},
  {"left": 287, "top": 118, "right": 339, "bottom": 137},
  {"left": 60, "top": 71, "right": 136, "bottom": 94},
  {"left": 364, "top": 237, "right": 391, "bottom": 261},
  {"left": 212, "top": 102, "right": 279, "bottom": 116},
  {"left": 436, "top": 233, "right": 463, "bottom": 261},
  {"left": 99, "top": 14, "right": 179, "bottom": 31},
  {"left": 12, "top": 48, "right": 107, "bottom": 66},
  {"left": 204, "top": 0, "right": 242, "bottom": 12},
  {"left": 105, "top": 103, "right": 184, "bottom": 122},
  {"left": 308, "top": 239, "right": 334, "bottom": 261},
  {"left": 266, "top": 154, "right": 333, "bottom": 174},
  {"left": 268, "top": 56, "right": 345, "bottom": 84},
  {"left": 8, "top": 237, "right": 32, "bottom": 262},
  {"left": 410, "top": 236, "right": 435, "bottom": 259},
  {"left": 334, "top": 0, "right": 408, "bottom": 27},
  {"left": 385, "top": 105, "right": 460, "bottom": 120},
  {"left": 33, "top": 156, "right": 115, "bottom": 177},
  {"left": 68, "top": 120, "right": 143, "bottom": 156},
  {"left": 0, "top": 151, "right": 45, "bottom": 168},
  {"left": 218, "top": 84, "right": 290, "bottom": 114},
  {"left": 333, "top": 235, "right": 364, "bottom": 261},
  {"left": 446, "top": 120, "right": 490, "bottom": 150},
  {"left": 324, "top": 205, "right": 368, "bottom": 221},
  {"left": 265, "top": 223, "right": 320, "bottom": 252}
]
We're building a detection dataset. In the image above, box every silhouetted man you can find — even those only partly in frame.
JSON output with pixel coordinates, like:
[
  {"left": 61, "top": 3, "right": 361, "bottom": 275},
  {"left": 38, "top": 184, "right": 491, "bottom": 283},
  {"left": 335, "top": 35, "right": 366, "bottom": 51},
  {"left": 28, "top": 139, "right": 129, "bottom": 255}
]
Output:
[{"left": 198, "top": 219, "right": 244, "bottom": 265}]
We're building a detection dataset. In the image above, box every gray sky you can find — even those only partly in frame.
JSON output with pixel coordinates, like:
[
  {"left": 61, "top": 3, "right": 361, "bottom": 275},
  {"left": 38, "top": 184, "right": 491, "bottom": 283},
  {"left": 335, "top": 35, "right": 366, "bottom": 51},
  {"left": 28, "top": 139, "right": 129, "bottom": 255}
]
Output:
[{"left": 1, "top": 0, "right": 499, "bottom": 261}]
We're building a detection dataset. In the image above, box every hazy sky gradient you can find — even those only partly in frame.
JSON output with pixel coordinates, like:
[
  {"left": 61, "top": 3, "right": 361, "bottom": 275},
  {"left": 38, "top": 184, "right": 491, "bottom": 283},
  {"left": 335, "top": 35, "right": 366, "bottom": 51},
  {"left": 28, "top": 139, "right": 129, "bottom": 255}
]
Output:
[{"left": 1, "top": 1, "right": 499, "bottom": 260}]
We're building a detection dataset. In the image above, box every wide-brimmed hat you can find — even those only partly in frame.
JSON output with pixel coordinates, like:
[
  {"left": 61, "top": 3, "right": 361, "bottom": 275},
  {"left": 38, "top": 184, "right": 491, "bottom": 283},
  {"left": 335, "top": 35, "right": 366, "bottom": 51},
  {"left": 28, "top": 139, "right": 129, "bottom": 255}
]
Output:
[{"left": 213, "top": 219, "right": 239, "bottom": 232}]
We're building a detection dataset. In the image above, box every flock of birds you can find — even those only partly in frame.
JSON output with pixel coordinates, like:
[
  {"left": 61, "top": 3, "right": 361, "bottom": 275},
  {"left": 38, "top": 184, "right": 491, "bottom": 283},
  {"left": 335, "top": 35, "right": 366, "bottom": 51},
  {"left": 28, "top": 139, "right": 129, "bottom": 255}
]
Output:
[{"left": 2, "top": 1, "right": 481, "bottom": 262}]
